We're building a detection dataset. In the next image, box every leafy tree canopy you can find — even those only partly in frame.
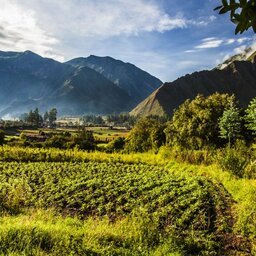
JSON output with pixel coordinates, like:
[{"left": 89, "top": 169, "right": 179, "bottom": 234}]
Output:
[
  {"left": 165, "top": 93, "right": 235, "bottom": 149},
  {"left": 215, "top": 0, "right": 256, "bottom": 34},
  {"left": 245, "top": 97, "right": 256, "bottom": 135},
  {"left": 125, "top": 117, "right": 166, "bottom": 153},
  {"left": 219, "top": 103, "right": 242, "bottom": 145}
]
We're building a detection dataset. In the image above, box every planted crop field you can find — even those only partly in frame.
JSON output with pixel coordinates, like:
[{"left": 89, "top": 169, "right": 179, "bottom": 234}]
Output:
[{"left": 0, "top": 160, "right": 238, "bottom": 255}]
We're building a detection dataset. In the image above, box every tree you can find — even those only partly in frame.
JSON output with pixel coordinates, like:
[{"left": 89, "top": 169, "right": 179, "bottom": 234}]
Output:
[
  {"left": 125, "top": 117, "right": 166, "bottom": 152},
  {"left": 70, "top": 129, "right": 95, "bottom": 150},
  {"left": 48, "top": 108, "right": 57, "bottom": 127},
  {"left": 24, "top": 108, "right": 43, "bottom": 127},
  {"left": 215, "top": 0, "right": 256, "bottom": 34},
  {"left": 245, "top": 97, "right": 256, "bottom": 135},
  {"left": 43, "top": 111, "right": 49, "bottom": 124},
  {"left": 106, "top": 137, "right": 125, "bottom": 152},
  {"left": 33, "top": 108, "right": 42, "bottom": 127},
  {"left": 165, "top": 93, "right": 235, "bottom": 149},
  {"left": 219, "top": 103, "right": 242, "bottom": 146}
]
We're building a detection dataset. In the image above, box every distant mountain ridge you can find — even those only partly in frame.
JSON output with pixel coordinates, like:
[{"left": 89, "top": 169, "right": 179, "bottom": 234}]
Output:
[
  {"left": 131, "top": 49, "right": 256, "bottom": 117},
  {"left": 0, "top": 50, "right": 162, "bottom": 118},
  {"left": 66, "top": 55, "right": 162, "bottom": 104}
]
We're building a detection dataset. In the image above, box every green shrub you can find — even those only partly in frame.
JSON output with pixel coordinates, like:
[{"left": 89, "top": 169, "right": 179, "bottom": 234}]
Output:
[
  {"left": 158, "top": 146, "right": 214, "bottom": 165},
  {"left": 106, "top": 137, "right": 125, "bottom": 152},
  {"left": 217, "top": 141, "right": 251, "bottom": 178},
  {"left": 44, "top": 135, "right": 69, "bottom": 149},
  {"left": 0, "top": 179, "right": 32, "bottom": 214}
]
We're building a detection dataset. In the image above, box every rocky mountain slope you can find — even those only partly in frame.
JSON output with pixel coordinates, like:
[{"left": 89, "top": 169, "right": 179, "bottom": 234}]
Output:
[{"left": 131, "top": 50, "right": 256, "bottom": 117}]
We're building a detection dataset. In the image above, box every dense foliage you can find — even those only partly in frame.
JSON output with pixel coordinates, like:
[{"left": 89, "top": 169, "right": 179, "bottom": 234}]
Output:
[
  {"left": 165, "top": 93, "right": 235, "bottom": 149},
  {"left": 21, "top": 107, "right": 57, "bottom": 127},
  {"left": 215, "top": 0, "right": 256, "bottom": 34},
  {"left": 245, "top": 97, "right": 256, "bottom": 135},
  {"left": 44, "top": 129, "right": 95, "bottom": 150},
  {"left": 125, "top": 117, "right": 166, "bottom": 152},
  {"left": 219, "top": 103, "right": 242, "bottom": 145}
]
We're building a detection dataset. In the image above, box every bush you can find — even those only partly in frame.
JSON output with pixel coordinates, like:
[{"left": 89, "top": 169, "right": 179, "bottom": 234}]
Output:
[
  {"left": 217, "top": 141, "right": 252, "bottom": 178},
  {"left": 0, "top": 179, "right": 32, "bottom": 214},
  {"left": 44, "top": 135, "right": 69, "bottom": 149},
  {"left": 106, "top": 137, "right": 125, "bottom": 152},
  {"left": 158, "top": 146, "right": 214, "bottom": 165}
]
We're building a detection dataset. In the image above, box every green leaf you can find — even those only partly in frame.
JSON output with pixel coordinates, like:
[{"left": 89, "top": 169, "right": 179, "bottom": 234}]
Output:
[
  {"left": 214, "top": 5, "right": 223, "bottom": 11},
  {"left": 240, "top": 0, "right": 247, "bottom": 7},
  {"left": 222, "top": 0, "right": 228, "bottom": 7},
  {"left": 253, "top": 23, "right": 256, "bottom": 33},
  {"left": 235, "top": 24, "right": 242, "bottom": 34},
  {"left": 219, "top": 6, "right": 230, "bottom": 14}
]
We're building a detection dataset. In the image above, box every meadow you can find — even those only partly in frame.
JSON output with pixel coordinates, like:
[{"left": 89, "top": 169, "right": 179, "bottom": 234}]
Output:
[{"left": 0, "top": 145, "right": 255, "bottom": 255}]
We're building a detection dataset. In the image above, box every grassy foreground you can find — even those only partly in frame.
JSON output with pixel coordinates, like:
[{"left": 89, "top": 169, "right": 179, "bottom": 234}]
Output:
[{"left": 0, "top": 146, "right": 255, "bottom": 255}]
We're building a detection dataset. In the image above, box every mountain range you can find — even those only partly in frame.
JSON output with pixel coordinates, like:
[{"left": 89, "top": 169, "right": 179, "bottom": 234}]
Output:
[
  {"left": 1, "top": 47, "right": 256, "bottom": 119},
  {"left": 131, "top": 49, "right": 256, "bottom": 117},
  {"left": 0, "top": 51, "right": 162, "bottom": 118}
]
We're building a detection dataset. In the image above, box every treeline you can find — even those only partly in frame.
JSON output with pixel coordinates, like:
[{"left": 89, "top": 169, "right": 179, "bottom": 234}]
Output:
[
  {"left": 125, "top": 93, "right": 255, "bottom": 152},
  {"left": 12, "top": 128, "right": 95, "bottom": 151},
  {"left": 81, "top": 113, "right": 137, "bottom": 127},
  {"left": 20, "top": 108, "right": 57, "bottom": 127},
  {"left": 121, "top": 93, "right": 256, "bottom": 178}
]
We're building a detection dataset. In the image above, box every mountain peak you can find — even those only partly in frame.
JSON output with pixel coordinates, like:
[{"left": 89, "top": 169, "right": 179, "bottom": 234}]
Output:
[
  {"left": 217, "top": 47, "right": 256, "bottom": 70},
  {"left": 21, "top": 50, "right": 43, "bottom": 60},
  {"left": 66, "top": 55, "right": 162, "bottom": 105},
  {"left": 131, "top": 50, "right": 256, "bottom": 117}
]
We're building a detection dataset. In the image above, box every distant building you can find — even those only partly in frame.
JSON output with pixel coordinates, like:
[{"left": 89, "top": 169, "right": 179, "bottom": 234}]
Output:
[{"left": 55, "top": 117, "right": 82, "bottom": 127}]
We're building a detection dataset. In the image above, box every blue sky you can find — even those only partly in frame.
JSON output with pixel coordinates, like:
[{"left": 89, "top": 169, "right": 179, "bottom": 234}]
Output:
[{"left": 0, "top": 0, "right": 255, "bottom": 82}]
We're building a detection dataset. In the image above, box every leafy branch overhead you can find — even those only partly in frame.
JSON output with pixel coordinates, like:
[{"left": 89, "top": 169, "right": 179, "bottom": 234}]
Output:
[{"left": 215, "top": 0, "right": 256, "bottom": 34}]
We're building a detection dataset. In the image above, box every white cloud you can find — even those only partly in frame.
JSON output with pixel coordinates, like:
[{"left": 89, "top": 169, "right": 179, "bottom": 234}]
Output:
[
  {"left": 193, "top": 37, "right": 254, "bottom": 50},
  {"left": 226, "top": 39, "right": 235, "bottom": 45},
  {"left": 237, "top": 37, "right": 250, "bottom": 44},
  {"left": 16, "top": 0, "right": 188, "bottom": 39},
  {"left": 187, "top": 16, "right": 216, "bottom": 27},
  {"left": 184, "top": 49, "right": 199, "bottom": 53},
  {"left": 195, "top": 38, "right": 223, "bottom": 49},
  {"left": 234, "top": 45, "right": 247, "bottom": 54},
  {"left": 0, "top": 1, "right": 64, "bottom": 61}
]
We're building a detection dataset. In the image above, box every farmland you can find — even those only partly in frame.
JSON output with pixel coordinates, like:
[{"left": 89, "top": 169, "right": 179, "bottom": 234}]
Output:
[{"left": 0, "top": 146, "right": 255, "bottom": 255}]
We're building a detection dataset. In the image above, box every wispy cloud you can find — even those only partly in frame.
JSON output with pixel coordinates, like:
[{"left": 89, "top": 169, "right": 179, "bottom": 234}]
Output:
[
  {"left": 225, "top": 39, "right": 235, "bottom": 45},
  {"left": 237, "top": 37, "right": 250, "bottom": 44},
  {"left": 195, "top": 38, "right": 223, "bottom": 49},
  {"left": 188, "top": 15, "right": 216, "bottom": 27},
  {"left": 187, "top": 37, "right": 255, "bottom": 53}
]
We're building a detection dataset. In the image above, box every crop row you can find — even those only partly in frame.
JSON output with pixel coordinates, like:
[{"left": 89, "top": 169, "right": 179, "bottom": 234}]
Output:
[{"left": 0, "top": 162, "right": 230, "bottom": 234}]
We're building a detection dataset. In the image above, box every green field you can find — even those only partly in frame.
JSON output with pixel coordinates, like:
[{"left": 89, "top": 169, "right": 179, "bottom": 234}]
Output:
[
  {"left": 0, "top": 146, "right": 255, "bottom": 255},
  {"left": 4, "top": 127, "right": 129, "bottom": 146}
]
